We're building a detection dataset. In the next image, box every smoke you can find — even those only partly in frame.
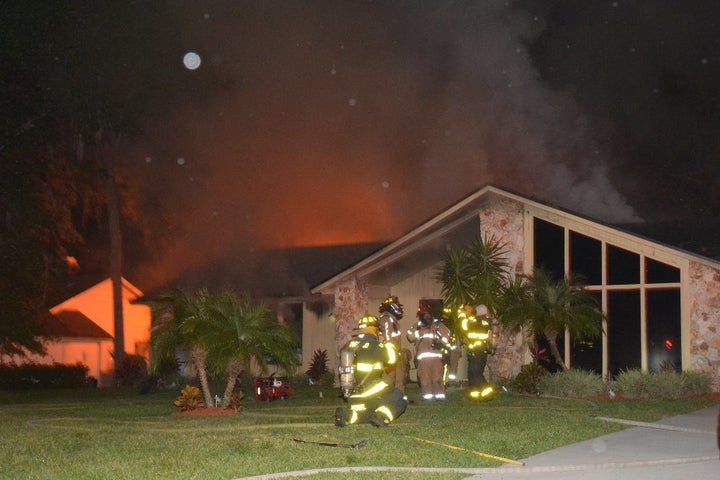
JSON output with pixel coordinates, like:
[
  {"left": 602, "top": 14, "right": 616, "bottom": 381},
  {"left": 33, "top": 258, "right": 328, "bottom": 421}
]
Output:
[{"left": 124, "top": 1, "right": 640, "bottom": 292}]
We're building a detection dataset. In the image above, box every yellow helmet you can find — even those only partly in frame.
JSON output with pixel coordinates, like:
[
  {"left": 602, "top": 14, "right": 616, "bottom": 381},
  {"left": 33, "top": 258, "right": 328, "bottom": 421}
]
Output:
[{"left": 356, "top": 313, "right": 379, "bottom": 337}]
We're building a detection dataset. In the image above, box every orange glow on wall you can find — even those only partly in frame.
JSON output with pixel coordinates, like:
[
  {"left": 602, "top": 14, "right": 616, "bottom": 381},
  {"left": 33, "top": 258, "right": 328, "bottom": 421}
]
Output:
[{"left": 47, "top": 278, "right": 151, "bottom": 386}]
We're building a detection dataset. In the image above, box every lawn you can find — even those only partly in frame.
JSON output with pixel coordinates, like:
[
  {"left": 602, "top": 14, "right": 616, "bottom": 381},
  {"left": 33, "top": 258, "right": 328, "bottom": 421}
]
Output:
[{"left": 0, "top": 382, "right": 716, "bottom": 480}]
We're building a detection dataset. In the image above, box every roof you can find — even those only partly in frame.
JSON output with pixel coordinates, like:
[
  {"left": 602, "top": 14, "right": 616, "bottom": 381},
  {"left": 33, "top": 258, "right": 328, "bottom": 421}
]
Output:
[
  {"left": 138, "top": 243, "right": 388, "bottom": 301},
  {"left": 312, "top": 184, "right": 720, "bottom": 294},
  {"left": 43, "top": 310, "right": 113, "bottom": 340}
]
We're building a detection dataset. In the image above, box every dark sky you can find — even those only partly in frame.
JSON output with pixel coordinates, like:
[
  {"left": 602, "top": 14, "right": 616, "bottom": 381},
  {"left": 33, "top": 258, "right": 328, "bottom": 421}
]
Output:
[{"left": 79, "top": 1, "right": 720, "bottom": 292}]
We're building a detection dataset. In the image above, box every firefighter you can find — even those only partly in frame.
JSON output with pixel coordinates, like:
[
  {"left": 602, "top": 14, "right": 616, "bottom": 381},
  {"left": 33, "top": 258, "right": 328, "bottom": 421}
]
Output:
[
  {"left": 435, "top": 306, "right": 462, "bottom": 385},
  {"left": 440, "top": 319, "right": 461, "bottom": 386},
  {"left": 378, "top": 296, "right": 409, "bottom": 393},
  {"left": 407, "top": 301, "right": 452, "bottom": 400},
  {"left": 335, "top": 314, "right": 408, "bottom": 427},
  {"left": 458, "top": 303, "right": 496, "bottom": 400}
]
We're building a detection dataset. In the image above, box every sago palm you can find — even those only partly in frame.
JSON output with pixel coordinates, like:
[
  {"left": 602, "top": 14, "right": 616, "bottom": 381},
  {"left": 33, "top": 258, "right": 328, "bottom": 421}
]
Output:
[{"left": 436, "top": 234, "right": 510, "bottom": 316}]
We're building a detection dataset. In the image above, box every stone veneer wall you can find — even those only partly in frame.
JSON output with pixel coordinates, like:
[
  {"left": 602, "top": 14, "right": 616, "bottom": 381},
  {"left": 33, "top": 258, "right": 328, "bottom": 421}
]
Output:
[
  {"left": 333, "top": 276, "right": 369, "bottom": 368},
  {"left": 479, "top": 196, "right": 528, "bottom": 380},
  {"left": 688, "top": 261, "right": 720, "bottom": 391}
]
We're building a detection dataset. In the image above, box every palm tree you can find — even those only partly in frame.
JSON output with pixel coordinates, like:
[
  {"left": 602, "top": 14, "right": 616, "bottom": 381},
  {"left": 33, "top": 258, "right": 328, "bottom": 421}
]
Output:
[
  {"left": 150, "top": 289, "right": 215, "bottom": 407},
  {"left": 497, "top": 268, "right": 604, "bottom": 371},
  {"left": 187, "top": 291, "right": 299, "bottom": 408},
  {"left": 435, "top": 235, "right": 511, "bottom": 323}
]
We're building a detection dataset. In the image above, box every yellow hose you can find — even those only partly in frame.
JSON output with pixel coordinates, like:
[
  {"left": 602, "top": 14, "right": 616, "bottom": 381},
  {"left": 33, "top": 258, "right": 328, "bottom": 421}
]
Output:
[{"left": 406, "top": 435, "right": 525, "bottom": 466}]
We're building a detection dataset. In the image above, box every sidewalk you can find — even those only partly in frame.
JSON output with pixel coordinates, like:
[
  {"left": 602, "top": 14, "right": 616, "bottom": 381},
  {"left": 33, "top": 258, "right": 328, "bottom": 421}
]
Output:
[{"left": 463, "top": 405, "right": 719, "bottom": 479}]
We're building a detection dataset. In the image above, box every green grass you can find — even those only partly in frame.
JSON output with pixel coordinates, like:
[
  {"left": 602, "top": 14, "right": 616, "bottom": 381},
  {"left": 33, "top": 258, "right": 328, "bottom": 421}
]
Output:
[{"left": 0, "top": 383, "right": 716, "bottom": 480}]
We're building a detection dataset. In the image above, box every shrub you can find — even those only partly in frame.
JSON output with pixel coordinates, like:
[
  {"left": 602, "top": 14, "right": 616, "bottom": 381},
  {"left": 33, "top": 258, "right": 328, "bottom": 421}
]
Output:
[
  {"left": 514, "top": 362, "right": 548, "bottom": 394},
  {"left": 680, "top": 370, "right": 712, "bottom": 396},
  {"left": 305, "top": 349, "right": 329, "bottom": 384},
  {"left": 173, "top": 385, "right": 204, "bottom": 411},
  {"left": 0, "top": 363, "right": 89, "bottom": 389},
  {"left": 615, "top": 369, "right": 711, "bottom": 399},
  {"left": 115, "top": 354, "right": 148, "bottom": 387},
  {"left": 491, "top": 375, "right": 515, "bottom": 392},
  {"left": 539, "top": 369, "right": 606, "bottom": 398},
  {"left": 228, "top": 392, "right": 244, "bottom": 412}
]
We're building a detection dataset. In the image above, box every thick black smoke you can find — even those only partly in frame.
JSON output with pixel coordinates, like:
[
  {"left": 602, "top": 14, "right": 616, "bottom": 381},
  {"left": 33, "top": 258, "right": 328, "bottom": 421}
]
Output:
[{"left": 116, "top": 1, "right": 718, "bottom": 293}]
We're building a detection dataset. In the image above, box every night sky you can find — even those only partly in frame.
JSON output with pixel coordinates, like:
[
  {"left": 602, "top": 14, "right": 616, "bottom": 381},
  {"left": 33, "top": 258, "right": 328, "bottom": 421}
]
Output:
[{"left": 25, "top": 1, "right": 720, "bottom": 293}]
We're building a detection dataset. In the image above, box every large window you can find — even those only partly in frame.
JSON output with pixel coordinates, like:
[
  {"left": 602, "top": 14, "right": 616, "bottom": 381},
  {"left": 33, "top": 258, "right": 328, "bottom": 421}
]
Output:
[
  {"left": 570, "top": 232, "right": 602, "bottom": 285},
  {"left": 534, "top": 218, "right": 564, "bottom": 281},
  {"left": 607, "top": 291, "right": 641, "bottom": 375},
  {"left": 646, "top": 289, "right": 681, "bottom": 371},
  {"left": 532, "top": 216, "right": 682, "bottom": 377},
  {"left": 571, "top": 291, "right": 602, "bottom": 374}
]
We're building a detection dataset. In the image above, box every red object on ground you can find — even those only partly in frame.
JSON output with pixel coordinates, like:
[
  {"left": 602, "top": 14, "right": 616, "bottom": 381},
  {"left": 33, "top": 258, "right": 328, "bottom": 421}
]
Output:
[{"left": 253, "top": 376, "right": 291, "bottom": 402}]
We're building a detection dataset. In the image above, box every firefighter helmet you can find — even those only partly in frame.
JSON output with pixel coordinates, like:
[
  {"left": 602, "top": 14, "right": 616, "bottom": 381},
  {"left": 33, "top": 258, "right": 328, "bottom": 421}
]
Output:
[
  {"left": 356, "top": 313, "right": 379, "bottom": 337},
  {"left": 379, "top": 296, "right": 404, "bottom": 319},
  {"left": 417, "top": 301, "right": 434, "bottom": 326}
]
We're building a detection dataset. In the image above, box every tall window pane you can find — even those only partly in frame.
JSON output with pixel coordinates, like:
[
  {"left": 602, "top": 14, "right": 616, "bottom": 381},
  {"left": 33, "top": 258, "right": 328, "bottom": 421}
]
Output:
[
  {"left": 607, "top": 290, "right": 641, "bottom": 376},
  {"left": 570, "top": 231, "right": 602, "bottom": 285},
  {"left": 646, "top": 289, "right": 681, "bottom": 372},
  {"left": 646, "top": 258, "right": 680, "bottom": 284},
  {"left": 570, "top": 291, "right": 602, "bottom": 374},
  {"left": 534, "top": 218, "right": 564, "bottom": 281},
  {"left": 607, "top": 245, "right": 640, "bottom": 285}
]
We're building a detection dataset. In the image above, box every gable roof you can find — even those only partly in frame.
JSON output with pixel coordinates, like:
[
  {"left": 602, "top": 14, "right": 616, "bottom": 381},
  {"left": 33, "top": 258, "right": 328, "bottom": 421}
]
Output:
[
  {"left": 43, "top": 310, "right": 113, "bottom": 340},
  {"left": 51, "top": 277, "right": 144, "bottom": 314},
  {"left": 312, "top": 185, "right": 720, "bottom": 294}
]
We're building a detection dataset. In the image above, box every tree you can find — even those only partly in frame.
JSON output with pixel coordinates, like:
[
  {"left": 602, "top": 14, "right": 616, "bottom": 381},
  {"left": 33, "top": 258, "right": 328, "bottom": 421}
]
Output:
[
  {"left": 188, "top": 291, "right": 299, "bottom": 408},
  {"left": 151, "top": 289, "right": 300, "bottom": 409},
  {"left": 497, "top": 268, "right": 604, "bottom": 371},
  {"left": 435, "top": 235, "right": 511, "bottom": 328},
  {"left": 0, "top": 2, "right": 201, "bottom": 368},
  {"left": 151, "top": 289, "right": 217, "bottom": 408}
]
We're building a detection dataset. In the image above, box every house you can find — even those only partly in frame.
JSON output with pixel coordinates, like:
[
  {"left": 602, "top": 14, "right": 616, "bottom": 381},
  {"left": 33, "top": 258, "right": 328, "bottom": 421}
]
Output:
[
  {"left": 23, "top": 277, "right": 152, "bottom": 387},
  {"left": 309, "top": 185, "right": 720, "bottom": 391}
]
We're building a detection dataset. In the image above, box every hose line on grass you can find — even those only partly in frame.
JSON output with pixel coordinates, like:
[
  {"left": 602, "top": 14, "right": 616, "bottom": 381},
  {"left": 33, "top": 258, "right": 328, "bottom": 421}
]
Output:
[{"left": 404, "top": 435, "right": 525, "bottom": 466}]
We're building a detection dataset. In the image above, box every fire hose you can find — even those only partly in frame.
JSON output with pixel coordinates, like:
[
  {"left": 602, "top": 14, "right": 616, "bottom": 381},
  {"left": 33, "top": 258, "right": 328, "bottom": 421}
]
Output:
[
  {"left": 405, "top": 435, "right": 525, "bottom": 466},
  {"left": 292, "top": 438, "right": 367, "bottom": 449}
]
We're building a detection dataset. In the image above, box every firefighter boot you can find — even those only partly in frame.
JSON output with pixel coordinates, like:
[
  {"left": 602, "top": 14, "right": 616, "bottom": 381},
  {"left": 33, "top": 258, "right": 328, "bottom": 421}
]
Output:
[
  {"left": 334, "top": 407, "right": 348, "bottom": 427},
  {"left": 369, "top": 412, "right": 389, "bottom": 427}
]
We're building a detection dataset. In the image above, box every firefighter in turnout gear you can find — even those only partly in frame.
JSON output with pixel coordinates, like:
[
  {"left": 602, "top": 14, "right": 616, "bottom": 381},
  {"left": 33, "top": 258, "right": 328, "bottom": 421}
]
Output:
[
  {"left": 458, "top": 303, "right": 496, "bottom": 400},
  {"left": 335, "top": 314, "right": 408, "bottom": 427},
  {"left": 407, "top": 301, "right": 453, "bottom": 400},
  {"left": 378, "top": 296, "right": 409, "bottom": 393}
]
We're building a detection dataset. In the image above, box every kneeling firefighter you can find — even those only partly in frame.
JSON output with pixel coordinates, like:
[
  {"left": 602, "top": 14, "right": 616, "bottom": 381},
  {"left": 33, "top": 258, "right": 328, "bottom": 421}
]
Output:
[{"left": 335, "top": 314, "right": 408, "bottom": 427}]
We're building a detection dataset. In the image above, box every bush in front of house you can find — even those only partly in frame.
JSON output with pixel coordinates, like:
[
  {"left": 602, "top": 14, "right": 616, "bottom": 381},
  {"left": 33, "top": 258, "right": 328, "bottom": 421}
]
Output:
[
  {"left": 0, "top": 363, "right": 90, "bottom": 389},
  {"left": 514, "top": 362, "right": 548, "bottom": 394},
  {"left": 614, "top": 368, "right": 711, "bottom": 399},
  {"left": 115, "top": 354, "right": 149, "bottom": 387},
  {"left": 173, "top": 384, "right": 204, "bottom": 411},
  {"left": 539, "top": 368, "right": 607, "bottom": 398},
  {"left": 305, "top": 349, "right": 329, "bottom": 385}
]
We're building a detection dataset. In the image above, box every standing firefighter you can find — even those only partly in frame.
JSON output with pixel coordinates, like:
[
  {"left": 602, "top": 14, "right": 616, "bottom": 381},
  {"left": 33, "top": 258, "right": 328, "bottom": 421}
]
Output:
[
  {"left": 458, "top": 303, "right": 496, "bottom": 400},
  {"left": 335, "top": 314, "right": 408, "bottom": 427},
  {"left": 408, "top": 301, "right": 452, "bottom": 400},
  {"left": 378, "top": 296, "right": 409, "bottom": 393}
]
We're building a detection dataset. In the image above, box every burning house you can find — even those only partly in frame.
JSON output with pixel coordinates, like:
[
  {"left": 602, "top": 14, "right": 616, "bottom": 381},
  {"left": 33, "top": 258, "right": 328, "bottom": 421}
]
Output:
[{"left": 309, "top": 185, "right": 720, "bottom": 391}]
